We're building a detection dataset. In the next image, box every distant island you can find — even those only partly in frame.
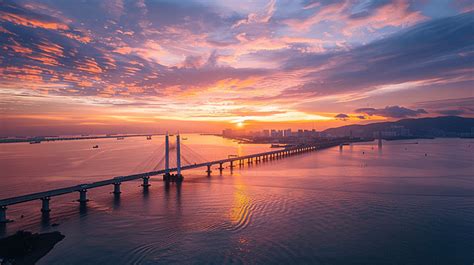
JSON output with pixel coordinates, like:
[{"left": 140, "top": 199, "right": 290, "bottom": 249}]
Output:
[{"left": 323, "top": 116, "right": 474, "bottom": 139}]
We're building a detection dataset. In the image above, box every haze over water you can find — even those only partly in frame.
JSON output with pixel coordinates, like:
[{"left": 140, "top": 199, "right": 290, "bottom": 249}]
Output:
[{"left": 1, "top": 135, "right": 473, "bottom": 264}]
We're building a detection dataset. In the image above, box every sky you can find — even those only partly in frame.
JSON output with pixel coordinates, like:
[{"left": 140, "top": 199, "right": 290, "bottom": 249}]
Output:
[{"left": 0, "top": 0, "right": 473, "bottom": 136}]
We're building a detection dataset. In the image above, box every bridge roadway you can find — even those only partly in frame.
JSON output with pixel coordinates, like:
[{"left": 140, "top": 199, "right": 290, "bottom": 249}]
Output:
[{"left": 0, "top": 140, "right": 350, "bottom": 222}]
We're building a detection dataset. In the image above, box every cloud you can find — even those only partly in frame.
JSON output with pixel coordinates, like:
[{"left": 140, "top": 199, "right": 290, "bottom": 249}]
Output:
[
  {"left": 335, "top": 113, "right": 349, "bottom": 120},
  {"left": 0, "top": 0, "right": 473, "bottom": 135},
  {"left": 232, "top": 0, "right": 276, "bottom": 28},
  {"left": 438, "top": 109, "right": 466, "bottom": 116},
  {"left": 417, "top": 97, "right": 474, "bottom": 116},
  {"left": 355, "top": 106, "right": 427, "bottom": 118},
  {"left": 284, "top": 0, "right": 424, "bottom": 33},
  {"left": 278, "top": 11, "right": 474, "bottom": 98}
]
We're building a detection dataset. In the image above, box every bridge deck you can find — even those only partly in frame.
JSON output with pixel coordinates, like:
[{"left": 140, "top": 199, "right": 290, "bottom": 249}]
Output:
[{"left": 0, "top": 141, "right": 343, "bottom": 207}]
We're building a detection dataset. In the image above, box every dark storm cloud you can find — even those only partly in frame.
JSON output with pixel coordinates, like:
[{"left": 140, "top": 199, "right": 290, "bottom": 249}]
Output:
[{"left": 355, "top": 106, "right": 427, "bottom": 118}]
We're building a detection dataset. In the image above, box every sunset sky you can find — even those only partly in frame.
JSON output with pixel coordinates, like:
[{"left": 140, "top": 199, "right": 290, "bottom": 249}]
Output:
[{"left": 1, "top": 0, "right": 473, "bottom": 136}]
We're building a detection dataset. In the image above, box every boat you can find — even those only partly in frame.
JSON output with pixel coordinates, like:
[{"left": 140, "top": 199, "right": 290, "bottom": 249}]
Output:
[
  {"left": 117, "top": 137, "right": 124, "bottom": 140},
  {"left": 270, "top": 144, "right": 284, "bottom": 148},
  {"left": 29, "top": 140, "right": 41, "bottom": 144},
  {"left": 182, "top": 137, "right": 188, "bottom": 140},
  {"left": 146, "top": 136, "right": 152, "bottom": 140},
  {"left": 92, "top": 145, "right": 99, "bottom": 148}
]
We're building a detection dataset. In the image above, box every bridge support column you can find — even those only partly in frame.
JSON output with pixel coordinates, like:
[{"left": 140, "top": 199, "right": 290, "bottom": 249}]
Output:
[
  {"left": 339, "top": 144, "right": 343, "bottom": 151},
  {"left": 230, "top": 161, "right": 234, "bottom": 168},
  {"left": 239, "top": 160, "right": 243, "bottom": 166},
  {"left": 219, "top": 162, "right": 224, "bottom": 171},
  {"left": 206, "top": 164, "right": 212, "bottom": 175},
  {"left": 142, "top": 176, "right": 151, "bottom": 188},
  {"left": 41, "top": 197, "right": 51, "bottom": 213},
  {"left": 113, "top": 182, "right": 121, "bottom": 195},
  {"left": 247, "top": 158, "right": 252, "bottom": 164},
  {"left": 78, "top": 189, "right": 88, "bottom": 203},
  {"left": 0, "top": 206, "right": 10, "bottom": 223}
]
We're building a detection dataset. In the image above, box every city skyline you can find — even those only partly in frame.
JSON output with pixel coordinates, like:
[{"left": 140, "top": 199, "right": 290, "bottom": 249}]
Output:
[{"left": 1, "top": 0, "right": 473, "bottom": 137}]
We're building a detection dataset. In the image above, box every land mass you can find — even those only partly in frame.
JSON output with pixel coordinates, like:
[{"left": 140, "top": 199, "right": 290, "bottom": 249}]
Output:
[
  {"left": 323, "top": 116, "right": 474, "bottom": 139},
  {"left": 0, "top": 231, "right": 64, "bottom": 265}
]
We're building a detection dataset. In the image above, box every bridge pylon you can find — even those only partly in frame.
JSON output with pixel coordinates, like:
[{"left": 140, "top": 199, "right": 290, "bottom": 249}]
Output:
[{"left": 163, "top": 133, "right": 184, "bottom": 183}]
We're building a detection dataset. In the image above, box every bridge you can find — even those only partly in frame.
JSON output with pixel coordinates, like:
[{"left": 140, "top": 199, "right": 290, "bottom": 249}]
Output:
[{"left": 0, "top": 134, "right": 353, "bottom": 223}]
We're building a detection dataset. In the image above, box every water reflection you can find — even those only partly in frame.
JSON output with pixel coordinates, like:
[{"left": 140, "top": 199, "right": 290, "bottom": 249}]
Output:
[{"left": 113, "top": 194, "right": 121, "bottom": 210}]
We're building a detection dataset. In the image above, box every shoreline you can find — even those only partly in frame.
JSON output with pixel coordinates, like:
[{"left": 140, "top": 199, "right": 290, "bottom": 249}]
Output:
[{"left": 0, "top": 231, "right": 64, "bottom": 265}]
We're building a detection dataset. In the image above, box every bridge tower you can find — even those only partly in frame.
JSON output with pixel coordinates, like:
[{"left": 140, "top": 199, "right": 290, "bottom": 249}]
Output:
[
  {"left": 175, "top": 134, "right": 183, "bottom": 182},
  {"left": 163, "top": 133, "right": 171, "bottom": 181}
]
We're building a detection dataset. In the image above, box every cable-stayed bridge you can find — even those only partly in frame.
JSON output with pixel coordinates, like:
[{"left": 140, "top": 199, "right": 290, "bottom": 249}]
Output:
[{"left": 0, "top": 134, "right": 353, "bottom": 223}]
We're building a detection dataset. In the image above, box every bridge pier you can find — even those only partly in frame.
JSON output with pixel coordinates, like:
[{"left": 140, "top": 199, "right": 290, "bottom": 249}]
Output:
[
  {"left": 239, "top": 160, "right": 243, "bottom": 166},
  {"left": 0, "top": 206, "right": 10, "bottom": 223},
  {"left": 206, "top": 164, "right": 212, "bottom": 175},
  {"left": 219, "top": 162, "right": 224, "bottom": 171},
  {"left": 142, "top": 176, "right": 151, "bottom": 188},
  {"left": 41, "top": 197, "right": 51, "bottom": 213},
  {"left": 247, "top": 158, "right": 252, "bottom": 164},
  {"left": 230, "top": 161, "right": 234, "bottom": 168},
  {"left": 113, "top": 182, "right": 121, "bottom": 195},
  {"left": 78, "top": 189, "right": 88, "bottom": 203}
]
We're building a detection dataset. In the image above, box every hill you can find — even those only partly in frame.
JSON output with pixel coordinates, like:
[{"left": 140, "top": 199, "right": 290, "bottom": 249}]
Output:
[{"left": 323, "top": 116, "right": 474, "bottom": 139}]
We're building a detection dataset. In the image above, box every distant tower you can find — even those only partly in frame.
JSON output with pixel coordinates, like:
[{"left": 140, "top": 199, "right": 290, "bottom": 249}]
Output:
[{"left": 378, "top": 131, "right": 383, "bottom": 148}]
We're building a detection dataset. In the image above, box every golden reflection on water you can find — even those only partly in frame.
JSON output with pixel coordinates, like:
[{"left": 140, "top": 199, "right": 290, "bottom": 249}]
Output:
[{"left": 228, "top": 174, "right": 251, "bottom": 226}]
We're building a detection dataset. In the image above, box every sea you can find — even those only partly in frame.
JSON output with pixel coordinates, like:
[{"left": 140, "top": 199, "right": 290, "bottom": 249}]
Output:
[{"left": 0, "top": 135, "right": 473, "bottom": 265}]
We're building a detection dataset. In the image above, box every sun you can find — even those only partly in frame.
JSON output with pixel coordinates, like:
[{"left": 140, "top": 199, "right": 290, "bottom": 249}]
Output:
[{"left": 236, "top": 121, "right": 244, "bottom": 128}]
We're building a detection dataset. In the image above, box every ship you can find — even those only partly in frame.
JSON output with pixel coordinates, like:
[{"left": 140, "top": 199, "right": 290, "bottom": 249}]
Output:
[
  {"left": 93, "top": 145, "right": 99, "bottom": 148},
  {"left": 29, "top": 140, "right": 41, "bottom": 144},
  {"left": 117, "top": 137, "right": 125, "bottom": 140},
  {"left": 146, "top": 136, "right": 152, "bottom": 140}
]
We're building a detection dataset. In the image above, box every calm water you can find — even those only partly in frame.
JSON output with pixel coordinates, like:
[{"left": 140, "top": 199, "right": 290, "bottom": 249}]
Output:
[{"left": 0, "top": 136, "right": 473, "bottom": 265}]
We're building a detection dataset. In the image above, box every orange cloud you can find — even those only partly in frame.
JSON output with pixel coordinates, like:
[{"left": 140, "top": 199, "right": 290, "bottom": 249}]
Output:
[
  {"left": 76, "top": 58, "right": 103, "bottom": 74},
  {"left": 0, "top": 11, "right": 69, "bottom": 30}
]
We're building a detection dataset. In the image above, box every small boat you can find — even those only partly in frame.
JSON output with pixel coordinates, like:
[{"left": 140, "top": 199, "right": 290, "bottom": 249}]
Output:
[
  {"left": 146, "top": 136, "right": 152, "bottom": 140},
  {"left": 182, "top": 137, "right": 188, "bottom": 140},
  {"left": 29, "top": 140, "right": 41, "bottom": 144},
  {"left": 93, "top": 145, "right": 99, "bottom": 148},
  {"left": 117, "top": 137, "right": 124, "bottom": 140}
]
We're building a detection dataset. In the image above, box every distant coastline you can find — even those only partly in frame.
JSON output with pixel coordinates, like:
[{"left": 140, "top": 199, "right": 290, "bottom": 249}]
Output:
[{"left": 0, "top": 133, "right": 164, "bottom": 144}]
